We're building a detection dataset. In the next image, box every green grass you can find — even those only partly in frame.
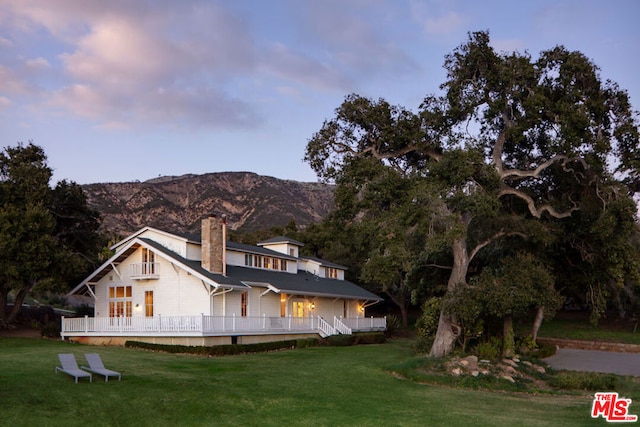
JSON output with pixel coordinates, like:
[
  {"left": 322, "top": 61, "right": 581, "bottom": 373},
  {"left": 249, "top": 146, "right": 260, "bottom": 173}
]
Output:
[
  {"left": 0, "top": 337, "right": 622, "bottom": 426},
  {"left": 537, "top": 315, "right": 640, "bottom": 345}
]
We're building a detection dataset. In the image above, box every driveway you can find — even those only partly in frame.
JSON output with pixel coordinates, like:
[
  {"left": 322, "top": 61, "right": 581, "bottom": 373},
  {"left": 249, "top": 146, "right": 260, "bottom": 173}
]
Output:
[{"left": 544, "top": 348, "right": 640, "bottom": 377}]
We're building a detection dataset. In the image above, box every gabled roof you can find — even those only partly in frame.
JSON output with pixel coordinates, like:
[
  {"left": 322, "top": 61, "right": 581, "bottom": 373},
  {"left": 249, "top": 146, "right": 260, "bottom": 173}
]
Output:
[
  {"left": 257, "top": 236, "right": 305, "bottom": 247},
  {"left": 226, "top": 266, "right": 382, "bottom": 301},
  {"left": 68, "top": 237, "right": 248, "bottom": 297},
  {"left": 110, "top": 226, "right": 199, "bottom": 251}
]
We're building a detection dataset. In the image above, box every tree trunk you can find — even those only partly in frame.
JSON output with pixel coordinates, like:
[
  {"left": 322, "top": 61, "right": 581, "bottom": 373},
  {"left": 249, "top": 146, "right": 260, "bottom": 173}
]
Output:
[
  {"left": 531, "top": 306, "right": 545, "bottom": 342},
  {"left": 398, "top": 302, "right": 408, "bottom": 328},
  {"left": 503, "top": 315, "right": 515, "bottom": 357},
  {"left": 429, "top": 237, "right": 469, "bottom": 357},
  {"left": 0, "top": 291, "right": 7, "bottom": 324},
  {"left": 5, "top": 283, "right": 34, "bottom": 324}
]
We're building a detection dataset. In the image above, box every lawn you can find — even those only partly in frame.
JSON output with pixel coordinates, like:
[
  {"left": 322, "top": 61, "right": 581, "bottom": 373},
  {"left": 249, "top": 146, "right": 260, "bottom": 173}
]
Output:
[
  {"left": 0, "top": 337, "right": 618, "bottom": 426},
  {"left": 537, "top": 313, "right": 640, "bottom": 345}
]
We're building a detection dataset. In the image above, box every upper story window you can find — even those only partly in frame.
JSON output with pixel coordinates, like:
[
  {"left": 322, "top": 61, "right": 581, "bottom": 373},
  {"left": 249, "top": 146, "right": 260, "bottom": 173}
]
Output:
[
  {"left": 244, "top": 254, "right": 288, "bottom": 272},
  {"left": 325, "top": 267, "right": 338, "bottom": 279}
]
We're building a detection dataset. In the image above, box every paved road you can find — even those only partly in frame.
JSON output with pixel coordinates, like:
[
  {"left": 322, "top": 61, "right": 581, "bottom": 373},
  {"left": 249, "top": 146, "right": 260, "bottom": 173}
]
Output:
[{"left": 544, "top": 348, "right": 640, "bottom": 376}]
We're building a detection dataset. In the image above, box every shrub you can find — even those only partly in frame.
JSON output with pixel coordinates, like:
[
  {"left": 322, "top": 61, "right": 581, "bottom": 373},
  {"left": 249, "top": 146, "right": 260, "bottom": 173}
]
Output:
[
  {"left": 384, "top": 314, "right": 401, "bottom": 337},
  {"left": 475, "top": 337, "right": 502, "bottom": 360},
  {"left": 41, "top": 321, "right": 60, "bottom": 338},
  {"left": 326, "top": 334, "right": 356, "bottom": 346},
  {"left": 353, "top": 332, "right": 386, "bottom": 345},
  {"left": 548, "top": 371, "right": 619, "bottom": 391}
]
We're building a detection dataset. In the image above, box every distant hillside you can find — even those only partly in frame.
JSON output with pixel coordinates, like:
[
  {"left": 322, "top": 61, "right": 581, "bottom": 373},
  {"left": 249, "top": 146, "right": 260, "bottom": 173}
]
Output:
[{"left": 82, "top": 172, "right": 334, "bottom": 237}]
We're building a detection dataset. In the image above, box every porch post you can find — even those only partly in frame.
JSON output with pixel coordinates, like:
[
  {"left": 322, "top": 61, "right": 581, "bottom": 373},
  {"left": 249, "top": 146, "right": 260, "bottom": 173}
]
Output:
[{"left": 84, "top": 315, "right": 88, "bottom": 333}]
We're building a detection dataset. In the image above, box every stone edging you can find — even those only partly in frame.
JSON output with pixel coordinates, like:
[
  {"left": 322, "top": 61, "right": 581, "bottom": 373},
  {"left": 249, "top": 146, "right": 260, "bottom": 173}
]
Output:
[{"left": 537, "top": 337, "right": 640, "bottom": 353}]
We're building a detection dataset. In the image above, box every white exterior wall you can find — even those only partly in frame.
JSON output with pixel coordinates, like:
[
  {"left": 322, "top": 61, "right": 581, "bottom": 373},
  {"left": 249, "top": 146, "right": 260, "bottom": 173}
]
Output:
[
  {"left": 186, "top": 242, "right": 201, "bottom": 260},
  {"left": 226, "top": 250, "right": 245, "bottom": 267},
  {"left": 261, "top": 243, "right": 300, "bottom": 258},
  {"left": 94, "top": 247, "right": 210, "bottom": 318}
]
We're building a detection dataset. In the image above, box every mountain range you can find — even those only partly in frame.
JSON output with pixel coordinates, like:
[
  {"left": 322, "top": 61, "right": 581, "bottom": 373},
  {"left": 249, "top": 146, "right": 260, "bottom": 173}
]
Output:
[{"left": 82, "top": 172, "right": 334, "bottom": 237}]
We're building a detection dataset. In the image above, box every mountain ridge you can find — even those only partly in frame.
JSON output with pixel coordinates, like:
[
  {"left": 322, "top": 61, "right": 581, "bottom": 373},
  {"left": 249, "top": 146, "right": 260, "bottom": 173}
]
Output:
[{"left": 82, "top": 171, "right": 334, "bottom": 237}]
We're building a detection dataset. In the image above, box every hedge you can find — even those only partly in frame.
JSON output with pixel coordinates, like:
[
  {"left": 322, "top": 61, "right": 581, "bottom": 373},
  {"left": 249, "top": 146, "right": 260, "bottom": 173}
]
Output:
[{"left": 124, "top": 332, "right": 386, "bottom": 356}]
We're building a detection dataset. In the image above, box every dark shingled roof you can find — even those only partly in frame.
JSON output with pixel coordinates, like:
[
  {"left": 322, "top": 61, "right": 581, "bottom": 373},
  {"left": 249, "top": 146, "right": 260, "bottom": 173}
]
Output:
[
  {"left": 257, "top": 236, "right": 305, "bottom": 247},
  {"left": 226, "top": 265, "right": 382, "bottom": 301}
]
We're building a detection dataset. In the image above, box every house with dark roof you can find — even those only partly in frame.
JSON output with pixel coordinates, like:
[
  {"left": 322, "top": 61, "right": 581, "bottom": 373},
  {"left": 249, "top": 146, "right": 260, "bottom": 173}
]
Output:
[{"left": 63, "top": 215, "right": 385, "bottom": 345}]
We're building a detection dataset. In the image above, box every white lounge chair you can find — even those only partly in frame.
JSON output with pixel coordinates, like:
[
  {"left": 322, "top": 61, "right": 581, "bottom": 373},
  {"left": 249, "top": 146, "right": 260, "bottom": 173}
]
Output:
[
  {"left": 81, "top": 353, "right": 121, "bottom": 382},
  {"left": 56, "top": 354, "right": 92, "bottom": 383}
]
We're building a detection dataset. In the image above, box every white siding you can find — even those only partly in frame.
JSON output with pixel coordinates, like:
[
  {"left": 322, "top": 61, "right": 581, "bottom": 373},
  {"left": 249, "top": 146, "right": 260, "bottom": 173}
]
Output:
[
  {"left": 226, "top": 250, "right": 245, "bottom": 267},
  {"left": 94, "top": 247, "right": 210, "bottom": 318},
  {"left": 186, "top": 242, "right": 201, "bottom": 260}
]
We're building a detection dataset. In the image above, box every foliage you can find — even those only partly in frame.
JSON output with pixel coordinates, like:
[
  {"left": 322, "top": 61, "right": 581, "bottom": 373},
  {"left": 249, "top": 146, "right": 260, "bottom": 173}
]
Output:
[
  {"left": 304, "top": 30, "right": 640, "bottom": 357},
  {"left": 125, "top": 338, "right": 317, "bottom": 355},
  {"left": 0, "top": 143, "right": 102, "bottom": 325},
  {"left": 475, "top": 337, "right": 502, "bottom": 360},
  {"left": 547, "top": 371, "right": 620, "bottom": 391}
]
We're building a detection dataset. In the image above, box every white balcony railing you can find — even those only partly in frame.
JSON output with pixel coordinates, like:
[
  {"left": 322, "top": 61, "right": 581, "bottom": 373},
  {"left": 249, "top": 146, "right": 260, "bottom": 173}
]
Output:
[
  {"left": 130, "top": 262, "right": 160, "bottom": 279},
  {"left": 61, "top": 315, "right": 386, "bottom": 338}
]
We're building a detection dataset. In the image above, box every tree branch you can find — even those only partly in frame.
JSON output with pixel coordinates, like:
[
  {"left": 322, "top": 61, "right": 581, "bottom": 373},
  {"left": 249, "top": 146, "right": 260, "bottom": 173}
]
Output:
[
  {"left": 499, "top": 155, "right": 588, "bottom": 181},
  {"left": 468, "top": 230, "right": 527, "bottom": 262},
  {"left": 498, "top": 187, "right": 580, "bottom": 218}
]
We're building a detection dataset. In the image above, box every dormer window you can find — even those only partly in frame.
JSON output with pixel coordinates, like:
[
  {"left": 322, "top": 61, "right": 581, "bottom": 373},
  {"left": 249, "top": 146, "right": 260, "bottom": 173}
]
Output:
[{"left": 325, "top": 267, "right": 338, "bottom": 279}]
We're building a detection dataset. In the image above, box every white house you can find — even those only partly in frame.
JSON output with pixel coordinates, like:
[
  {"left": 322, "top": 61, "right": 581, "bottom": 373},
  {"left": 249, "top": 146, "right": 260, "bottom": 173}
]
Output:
[{"left": 63, "top": 215, "right": 385, "bottom": 346}]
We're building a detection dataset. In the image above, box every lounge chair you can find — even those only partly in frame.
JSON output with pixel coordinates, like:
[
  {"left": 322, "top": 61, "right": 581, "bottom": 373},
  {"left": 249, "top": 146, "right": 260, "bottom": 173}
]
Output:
[
  {"left": 56, "top": 354, "right": 92, "bottom": 383},
  {"left": 81, "top": 353, "right": 121, "bottom": 382}
]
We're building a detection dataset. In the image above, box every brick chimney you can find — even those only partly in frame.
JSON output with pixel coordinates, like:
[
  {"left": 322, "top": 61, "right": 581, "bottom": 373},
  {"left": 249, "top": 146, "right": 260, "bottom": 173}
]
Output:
[{"left": 201, "top": 214, "right": 226, "bottom": 275}]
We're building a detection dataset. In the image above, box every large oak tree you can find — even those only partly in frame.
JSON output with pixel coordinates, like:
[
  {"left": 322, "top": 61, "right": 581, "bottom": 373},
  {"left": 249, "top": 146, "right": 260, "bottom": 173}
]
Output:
[{"left": 305, "top": 31, "right": 639, "bottom": 357}]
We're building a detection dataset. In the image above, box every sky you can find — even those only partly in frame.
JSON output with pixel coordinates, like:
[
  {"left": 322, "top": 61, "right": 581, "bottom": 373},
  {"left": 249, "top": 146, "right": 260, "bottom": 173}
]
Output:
[{"left": 1, "top": 0, "right": 639, "bottom": 185}]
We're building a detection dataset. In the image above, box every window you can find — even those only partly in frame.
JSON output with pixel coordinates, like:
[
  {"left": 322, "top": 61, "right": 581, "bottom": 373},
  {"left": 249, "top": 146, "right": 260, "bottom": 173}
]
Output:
[
  {"left": 280, "top": 260, "right": 287, "bottom": 271},
  {"left": 108, "top": 285, "right": 132, "bottom": 317},
  {"left": 142, "top": 248, "right": 156, "bottom": 274},
  {"left": 145, "top": 291, "right": 154, "bottom": 317},
  {"left": 325, "top": 267, "right": 338, "bottom": 279},
  {"left": 289, "top": 248, "right": 295, "bottom": 257},
  {"left": 292, "top": 300, "right": 305, "bottom": 318},
  {"left": 273, "top": 258, "right": 279, "bottom": 270},
  {"left": 241, "top": 291, "right": 248, "bottom": 317},
  {"left": 280, "top": 294, "right": 287, "bottom": 317},
  {"left": 244, "top": 254, "right": 253, "bottom": 267}
]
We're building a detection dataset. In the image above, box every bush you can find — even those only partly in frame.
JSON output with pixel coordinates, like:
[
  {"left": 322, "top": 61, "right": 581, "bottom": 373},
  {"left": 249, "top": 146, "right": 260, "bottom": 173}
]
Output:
[
  {"left": 384, "top": 314, "right": 401, "bottom": 337},
  {"left": 326, "top": 334, "right": 356, "bottom": 346},
  {"left": 125, "top": 339, "right": 309, "bottom": 356},
  {"left": 41, "top": 321, "right": 60, "bottom": 338},
  {"left": 353, "top": 332, "right": 386, "bottom": 345},
  {"left": 548, "top": 371, "right": 619, "bottom": 391},
  {"left": 475, "top": 337, "right": 502, "bottom": 360}
]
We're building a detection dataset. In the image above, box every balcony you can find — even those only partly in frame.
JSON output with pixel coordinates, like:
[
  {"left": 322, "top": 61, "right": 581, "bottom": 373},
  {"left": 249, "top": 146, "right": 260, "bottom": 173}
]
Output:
[{"left": 130, "top": 262, "right": 160, "bottom": 280}]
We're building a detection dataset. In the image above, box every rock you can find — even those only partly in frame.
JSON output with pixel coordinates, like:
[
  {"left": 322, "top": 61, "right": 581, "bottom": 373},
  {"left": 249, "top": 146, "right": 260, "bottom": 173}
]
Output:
[
  {"left": 534, "top": 365, "right": 546, "bottom": 374},
  {"left": 502, "top": 375, "right": 515, "bottom": 383},
  {"left": 502, "top": 358, "right": 518, "bottom": 367},
  {"left": 451, "top": 367, "right": 462, "bottom": 376},
  {"left": 460, "top": 359, "right": 469, "bottom": 367},
  {"left": 471, "top": 370, "right": 479, "bottom": 377},
  {"left": 521, "top": 361, "right": 532, "bottom": 367}
]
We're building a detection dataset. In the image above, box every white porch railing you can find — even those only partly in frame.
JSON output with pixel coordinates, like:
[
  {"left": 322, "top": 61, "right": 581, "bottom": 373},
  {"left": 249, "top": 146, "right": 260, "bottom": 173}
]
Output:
[
  {"left": 333, "top": 316, "right": 352, "bottom": 335},
  {"left": 341, "top": 316, "right": 386, "bottom": 331},
  {"left": 130, "top": 262, "right": 160, "bottom": 279},
  {"left": 61, "top": 315, "right": 385, "bottom": 338}
]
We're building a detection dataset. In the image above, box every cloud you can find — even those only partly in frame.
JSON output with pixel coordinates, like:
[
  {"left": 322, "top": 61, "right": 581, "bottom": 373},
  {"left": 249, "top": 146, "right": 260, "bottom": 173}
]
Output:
[
  {"left": 0, "top": 95, "right": 11, "bottom": 110},
  {"left": 410, "top": 0, "right": 467, "bottom": 36},
  {"left": 1, "top": 0, "right": 261, "bottom": 130},
  {"left": 25, "top": 57, "right": 50, "bottom": 70}
]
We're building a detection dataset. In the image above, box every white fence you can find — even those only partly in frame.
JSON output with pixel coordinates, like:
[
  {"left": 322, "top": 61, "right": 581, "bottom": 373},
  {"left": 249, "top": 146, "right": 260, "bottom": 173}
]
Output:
[{"left": 61, "top": 315, "right": 386, "bottom": 338}]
